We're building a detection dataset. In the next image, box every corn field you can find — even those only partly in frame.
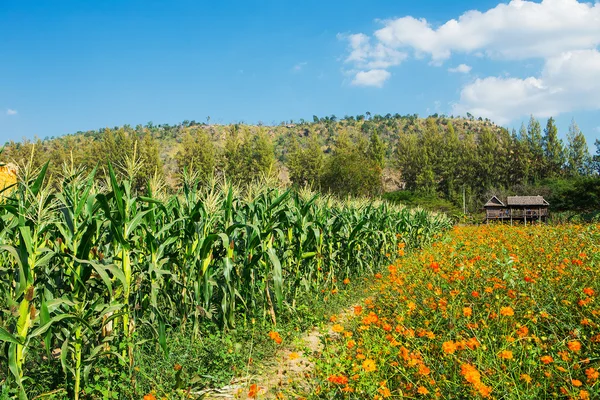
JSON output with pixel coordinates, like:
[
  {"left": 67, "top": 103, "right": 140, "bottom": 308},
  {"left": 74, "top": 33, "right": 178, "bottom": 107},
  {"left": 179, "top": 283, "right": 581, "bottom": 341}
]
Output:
[{"left": 0, "top": 163, "right": 452, "bottom": 399}]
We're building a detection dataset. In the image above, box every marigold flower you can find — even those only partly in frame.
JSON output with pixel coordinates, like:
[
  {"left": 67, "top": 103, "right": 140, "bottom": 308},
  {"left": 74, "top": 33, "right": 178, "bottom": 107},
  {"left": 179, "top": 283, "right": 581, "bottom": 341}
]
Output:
[
  {"left": 585, "top": 367, "right": 599, "bottom": 381},
  {"left": 520, "top": 374, "right": 532, "bottom": 384},
  {"left": 572, "top": 379, "right": 583, "bottom": 387},
  {"left": 498, "top": 350, "right": 513, "bottom": 360},
  {"left": 248, "top": 383, "right": 260, "bottom": 398},
  {"left": 442, "top": 340, "right": 457, "bottom": 354},
  {"left": 327, "top": 374, "right": 349, "bottom": 385},
  {"left": 343, "top": 278, "right": 350, "bottom": 285},
  {"left": 378, "top": 386, "right": 391, "bottom": 397},
  {"left": 463, "top": 307, "right": 473, "bottom": 317},
  {"left": 580, "top": 390, "right": 590, "bottom": 400},
  {"left": 417, "top": 386, "right": 429, "bottom": 395},
  {"left": 540, "top": 355, "right": 554, "bottom": 364},
  {"left": 516, "top": 326, "right": 529, "bottom": 338},
  {"left": 288, "top": 352, "right": 300, "bottom": 360},
  {"left": 430, "top": 262, "right": 439, "bottom": 272},
  {"left": 269, "top": 331, "right": 282, "bottom": 344},
  {"left": 583, "top": 287, "right": 595, "bottom": 296},
  {"left": 500, "top": 306, "right": 514, "bottom": 316},
  {"left": 353, "top": 305, "right": 363, "bottom": 315},
  {"left": 347, "top": 339, "right": 356, "bottom": 349},
  {"left": 568, "top": 340, "right": 582, "bottom": 352},
  {"left": 332, "top": 324, "right": 344, "bottom": 333},
  {"left": 143, "top": 394, "right": 156, "bottom": 400},
  {"left": 362, "top": 359, "right": 376, "bottom": 372},
  {"left": 471, "top": 290, "right": 480, "bottom": 298}
]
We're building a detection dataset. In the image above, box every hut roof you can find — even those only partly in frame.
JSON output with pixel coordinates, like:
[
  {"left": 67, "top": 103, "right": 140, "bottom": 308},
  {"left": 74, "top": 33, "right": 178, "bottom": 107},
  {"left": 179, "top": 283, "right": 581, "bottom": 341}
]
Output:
[
  {"left": 483, "top": 196, "right": 505, "bottom": 208},
  {"left": 507, "top": 196, "right": 549, "bottom": 206}
]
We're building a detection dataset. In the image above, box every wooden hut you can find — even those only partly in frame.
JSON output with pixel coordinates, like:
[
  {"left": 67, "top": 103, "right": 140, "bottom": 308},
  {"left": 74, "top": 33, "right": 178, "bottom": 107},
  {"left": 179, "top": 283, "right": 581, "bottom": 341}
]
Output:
[{"left": 484, "top": 195, "right": 549, "bottom": 224}]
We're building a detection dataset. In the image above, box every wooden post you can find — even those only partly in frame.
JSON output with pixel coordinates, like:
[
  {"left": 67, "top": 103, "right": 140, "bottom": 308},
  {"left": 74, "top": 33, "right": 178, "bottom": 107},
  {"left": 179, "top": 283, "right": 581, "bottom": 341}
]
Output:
[{"left": 510, "top": 207, "right": 513, "bottom": 226}]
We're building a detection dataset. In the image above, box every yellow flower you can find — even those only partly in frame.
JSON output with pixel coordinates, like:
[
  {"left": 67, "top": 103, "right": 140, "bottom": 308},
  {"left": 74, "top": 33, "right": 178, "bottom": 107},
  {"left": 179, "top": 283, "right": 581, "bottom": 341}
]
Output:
[
  {"left": 498, "top": 350, "right": 513, "bottom": 360},
  {"left": 362, "top": 359, "right": 376, "bottom": 372},
  {"left": 332, "top": 324, "right": 344, "bottom": 333}
]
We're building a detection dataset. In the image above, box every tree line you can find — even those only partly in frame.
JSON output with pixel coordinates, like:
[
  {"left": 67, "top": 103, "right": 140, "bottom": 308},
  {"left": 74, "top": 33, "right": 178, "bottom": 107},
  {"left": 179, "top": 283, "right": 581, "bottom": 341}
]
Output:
[{"left": 2, "top": 114, "right": 598, "bottom": 212}]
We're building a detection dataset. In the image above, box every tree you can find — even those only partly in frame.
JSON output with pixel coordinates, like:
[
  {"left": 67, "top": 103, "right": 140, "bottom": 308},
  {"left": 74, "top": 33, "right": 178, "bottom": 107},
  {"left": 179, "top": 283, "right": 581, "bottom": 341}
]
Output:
[
  {"left": 526, "top": 116, "right": 544, "bottom": 181},
  {"left": 321, "top": 132, "right": 381, "bottom": 196},
  {"left": 542, "top": 117, "right": 565, "bottom": 178},
  {"left": 593, "top": 139, "right": 600, "bottom": 175},
  {"left": 565, "top": 119, "right": 592, "bottom": 176},
  {"left": 175, "top": 128, "right": 216, "bottom": 181},
  {"left": 287, "top": 133, "right": 324, "bottom": 188}
]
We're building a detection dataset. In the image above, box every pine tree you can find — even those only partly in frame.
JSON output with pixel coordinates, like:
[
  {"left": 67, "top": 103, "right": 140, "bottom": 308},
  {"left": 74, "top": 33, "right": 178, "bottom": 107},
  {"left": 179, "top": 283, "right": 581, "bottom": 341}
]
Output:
[
  {"left": 566, "top": 119, "right": 592, "bottom": 176},
  {"left": 542, "top": 117, "right": 565, "bottom": 178}
]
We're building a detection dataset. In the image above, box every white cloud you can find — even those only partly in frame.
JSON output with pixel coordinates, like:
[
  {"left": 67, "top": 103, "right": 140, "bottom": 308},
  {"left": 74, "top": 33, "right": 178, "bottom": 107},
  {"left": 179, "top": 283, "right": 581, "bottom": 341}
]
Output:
[
  {"left": 292, "top": 62, "right": 308, "bottom": 72},
  {"left": 351, "top": 69, "right": 391, "bottom": 87},
  {"left": 340, "top": 0, "right": 600, "bottom": 121},
  {"left": 6, "top": 109, "right": 17, "bottom": 116},
  {"left": 373, "top": 0, "right": 600, "bottom": 62},
  {"left": 453, "top": 49, "right": 600, "bottom": 124},
  {"left": 448, "top": 64, "right": 472, "bottom": 73}
]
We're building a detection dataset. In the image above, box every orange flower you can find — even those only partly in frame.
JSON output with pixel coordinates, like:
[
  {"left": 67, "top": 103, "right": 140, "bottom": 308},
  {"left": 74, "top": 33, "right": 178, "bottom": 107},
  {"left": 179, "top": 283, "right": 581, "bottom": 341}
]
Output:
[
  {"left": 572, "top": 379, "right": 583, "bottom": 387},
  {"left": 430, "top": 262, "right": 440, "bottom": 272},
  {"left": 143, "top": 394, "right": 156, "bottom": 400},
  {"left": 568, "top": 340, "right": 582, "bottom": 352},
  {"left": 585, "top": 367, "right": 599, "bottom": 381},
  {"left": 583, "top": 287, "right": 595, "bottom": 296},
  {"left": 417, "top": 386, "right": 429, "bottom": 395},
  {"left": 327, "top": 375, "right": 349, "bottom": 385},
  {"left": 498, "top": 350, "right": 513, "bottom": 360},
  {"left": 500, "top": 306, "right": 514, "bottom": 316},
  {"left": 332, "top": 324, "right": 344, "bottom": 333},
  {"left": 362, "top": 359, "right": 377, "bottom": 372},
  {"left": 347, "top": 339, "right": 356, "bottom": 349},
  {"left": 520, "top": 374, "right": 532, "bottom": 384},
  {"left": 288, "top": 352, "right": 300, "bottom": 360},
  {"left": 580, "top": 390, "right": 590, "bottom": 400},
  {"left": 463, "top": 307, "right": 473, "bottom": 317},
  {"left": 516, "top": 326, "right": 529, "bottom": 338},
  {"left": 540, "top": 355, "right": 554, "bottom": 364},
  {"left": 471, "top": 290, "right": 480, "bottom": 298},
  {"left": 354, "top": 305, "right": 363, "bottom": 315},
  {"left": 248, "top": 384, "right": 260, "bottom": 398},
  {"left": 442, "top": 340, "right": 457, "bottom": 354},
  {"left": 343, "top": 278, "right": 350, "bottom": 285},
  {"left": 378, "top": 386, "right": 391, "bottom": 398},
  {"left": 269, "top": 331, "right": 282, "bottom": 344},
  {"left": 173, "top": 363, "right": 182, "bottom": 371}
]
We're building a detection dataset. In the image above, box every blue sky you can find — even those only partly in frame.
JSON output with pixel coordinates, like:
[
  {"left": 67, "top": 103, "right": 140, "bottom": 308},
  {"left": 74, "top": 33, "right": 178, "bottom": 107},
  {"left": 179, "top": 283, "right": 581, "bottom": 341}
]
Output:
[{"left": 1, "top": 0, "right": 599, "bottom": 149}]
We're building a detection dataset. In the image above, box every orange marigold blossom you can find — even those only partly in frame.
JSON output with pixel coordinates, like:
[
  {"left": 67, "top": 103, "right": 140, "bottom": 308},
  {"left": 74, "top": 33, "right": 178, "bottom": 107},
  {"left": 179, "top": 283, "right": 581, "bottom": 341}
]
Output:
[
  {"left": 347, "top": 339, "right": 356, "bottom": 349},
  {"left": 568, "top": 340, "right": 582, "bottom": 352},
  {"left": 583, "top": 287, "right": 595, "bottom": 296},
  {"left": 143, "top": 395, "right": 156, "bottom": 400},
  {"left": 327, "top": 375, "right": 349, "bottom": 385},
  {"left": 269, "top": 331, "right": 282, "bottom": 344},
  {"left": 343, "top": 278, "right": 350, "bottom": 285},
  {"left": 417, "top": 386, "right": 429, "bottom": 395},
  {"left": 248, "top": 384, "right": 260, "bottom": 398},
  {"left": 580, "top": 390, "right": 590, "bottom": 400},
  {"left": 585, "top": 367, "right": 599, "bottom": 381},
  {"left": 288, "top": 352, "right": 300, "bottom": 360},
  {"left": 500, "top": 306, "right": 515, "bottom": 316},
  {"left": 442, "top": 341, "right": 457, "bottom": 354},
  {"left": 353, "top": 305, "right": 363, "bottom": 315},
  {"left": 362, "top": 359, "right": 376, "bottom": 372},
  {"left": 540, "top": 355, "right": 554, "bottom": 364},
  {"left": 463, "top": 307, "right": 472, "bottom": 317},
  {"left": 520, "top": 374, "right": 532, "bottom": 384},
  {"left": 332, "top": 324, "right": 344, "bottom": 333},
  {"left": 572, "top": 379, "right": 583, "bottom": 387},
  {"left": 498, "top": 350, "right": 513, "bottom": 360}
]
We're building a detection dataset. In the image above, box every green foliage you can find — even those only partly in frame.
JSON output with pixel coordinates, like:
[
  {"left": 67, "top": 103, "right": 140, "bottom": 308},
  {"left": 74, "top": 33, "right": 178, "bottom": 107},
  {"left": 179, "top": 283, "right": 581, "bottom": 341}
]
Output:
[
  {"left": 287, "top": 133, "right": 324, "bottom": 188},
  {"left": 175, "top": 128, "right": 216, "bottom": 180},
  {"left": 320, "top": 132, "right": 382, "bottom": 196},
  {"left": 0, "top": 164, "right": 452, "bottom": 399}
]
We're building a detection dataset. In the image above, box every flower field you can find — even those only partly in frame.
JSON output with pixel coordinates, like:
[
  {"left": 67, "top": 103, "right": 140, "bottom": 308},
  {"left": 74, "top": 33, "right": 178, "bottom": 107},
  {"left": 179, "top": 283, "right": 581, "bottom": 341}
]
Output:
[{"left": 311, "top": 224, "right": 600, "bottom": 399}]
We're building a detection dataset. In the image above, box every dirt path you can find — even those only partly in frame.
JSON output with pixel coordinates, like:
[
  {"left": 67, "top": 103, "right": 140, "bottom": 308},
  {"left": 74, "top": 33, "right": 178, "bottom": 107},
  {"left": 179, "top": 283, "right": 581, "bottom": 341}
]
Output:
[{"left": 198, "top": 301, "right": 368, "bottom": 399}]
